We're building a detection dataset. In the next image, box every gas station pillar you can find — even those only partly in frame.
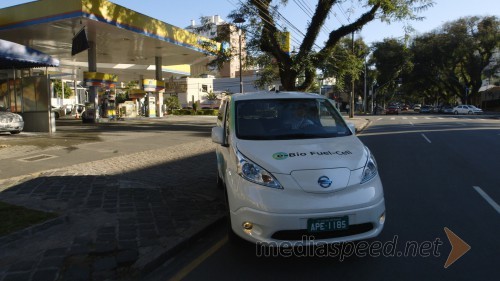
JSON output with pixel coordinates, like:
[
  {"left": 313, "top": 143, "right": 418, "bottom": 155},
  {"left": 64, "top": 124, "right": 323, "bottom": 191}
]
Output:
[{"left": 155, "top": 56, "right": 164, "bottom": 117}]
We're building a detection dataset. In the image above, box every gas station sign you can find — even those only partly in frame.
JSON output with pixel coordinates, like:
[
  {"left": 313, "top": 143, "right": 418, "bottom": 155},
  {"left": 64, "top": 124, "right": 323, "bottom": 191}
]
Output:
[{"left": 84, "top": 72, "right": 118, "bottom": 88}]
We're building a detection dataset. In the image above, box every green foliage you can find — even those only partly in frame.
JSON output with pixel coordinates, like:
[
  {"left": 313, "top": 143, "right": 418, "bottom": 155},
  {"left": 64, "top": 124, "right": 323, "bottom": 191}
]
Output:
[
  {"left": 118, "top": 80, "right": 139, "bottom": 104},
  {"left": 203, "top": 0, "right": 433, "bottom": 91},
  {"left": 115, "top": 92, "right": 128, "bottom": 104},
  {"left": 199, "top": 109, "right": 219, "bottom": 115},
  {"left": 320, "top": 37, "right": 370, "bottom": 91},
  {"left": 404, "top": 15, "right": 499, "bottom": 104},
  {"left": 171, "top": 109, "right": 219, "bottom": 116},
  {"left": 371, "top": 38, "right": 413, "bottom": 103},
  {"left": 165, "top": 96, "right": 181, "bottom": 110},
  {"left": 172, "top": 109, "right": 193, "bottom": 115},
  {"left": 52, "top": 80, "right": 72, "bottom": 99}
]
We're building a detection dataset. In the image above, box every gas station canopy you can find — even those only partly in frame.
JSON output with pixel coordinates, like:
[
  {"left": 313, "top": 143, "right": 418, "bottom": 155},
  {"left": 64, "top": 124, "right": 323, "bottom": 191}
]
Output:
[{"left": 0, "top": 0, "right": 217, "bottom": 82}]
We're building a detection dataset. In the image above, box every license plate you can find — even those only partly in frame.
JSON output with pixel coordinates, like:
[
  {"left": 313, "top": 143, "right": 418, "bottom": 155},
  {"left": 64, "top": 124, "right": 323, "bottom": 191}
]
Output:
[{"left": 307, "top": 216, "right": 349, "bottom": 232}]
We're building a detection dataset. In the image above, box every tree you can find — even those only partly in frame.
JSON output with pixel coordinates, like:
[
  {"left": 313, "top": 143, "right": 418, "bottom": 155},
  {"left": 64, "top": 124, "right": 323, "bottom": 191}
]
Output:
[
  {"left": 407, "top": 16, "right": 499, "bottom": 104},
  {"left": 371, "top": 38, "right": 413, "bottom": 104},
  {"left": 214, "top": 0, "right": 433, "bottom": 91},
  {"left": 52, "top": 79, "right": 72, "bottom": 99}
]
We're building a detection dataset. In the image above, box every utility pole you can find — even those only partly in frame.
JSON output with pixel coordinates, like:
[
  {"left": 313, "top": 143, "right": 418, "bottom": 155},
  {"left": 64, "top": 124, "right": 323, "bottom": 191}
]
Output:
[
  {"left": 350, "top": 31, "right": 355, "bottom": 118},
  {"left": 363, "top": 57, "right": 367, "bottom": 113},
  {"left": 234, "top": 17, "right": 245, "bottom": 94}
]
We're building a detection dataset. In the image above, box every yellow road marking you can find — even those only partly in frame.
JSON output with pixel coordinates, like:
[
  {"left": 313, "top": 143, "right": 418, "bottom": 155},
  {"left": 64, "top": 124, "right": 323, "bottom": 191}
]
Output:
[{"left": 168, "top": 236, "right": 228, "bottom": 281}]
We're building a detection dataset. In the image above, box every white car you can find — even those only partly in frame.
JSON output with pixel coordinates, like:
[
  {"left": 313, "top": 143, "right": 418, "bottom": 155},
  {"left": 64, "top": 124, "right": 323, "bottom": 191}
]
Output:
[
  {"left": 452, "top": 105, "right": 483, "bottom": 115},
  {"left": 0, "top": 106, "right": 24, "bottom": 134},
  {"left": 51, "top": 106, "right": 66, "bottom": 119},
  {"left": 211, "top": 91, "right": 385, "bottom": 246}
]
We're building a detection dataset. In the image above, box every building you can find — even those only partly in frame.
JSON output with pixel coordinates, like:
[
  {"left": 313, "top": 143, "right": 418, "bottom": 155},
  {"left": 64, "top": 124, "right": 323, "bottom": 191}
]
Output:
[
  {"left": 186, "top": 15, "right": 252, "bottom": 82},
  {"left": 0, "top": 0, "right": 218, "bottom": 130}
]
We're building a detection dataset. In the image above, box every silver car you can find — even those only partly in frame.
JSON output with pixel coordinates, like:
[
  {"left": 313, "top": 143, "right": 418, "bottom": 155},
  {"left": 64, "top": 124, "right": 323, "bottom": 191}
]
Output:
[
  {"left": 0, "top": 106, "right": 24, "bottom": 134},
  {"left": 452, "top": 105, "right": 483, "bottom": 115}
]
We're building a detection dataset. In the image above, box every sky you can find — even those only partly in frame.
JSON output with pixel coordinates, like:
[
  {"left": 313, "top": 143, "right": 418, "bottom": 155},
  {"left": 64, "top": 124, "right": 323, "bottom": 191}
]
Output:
[{"left": 1, "top": 0, "right": 498, "bottom": 48}]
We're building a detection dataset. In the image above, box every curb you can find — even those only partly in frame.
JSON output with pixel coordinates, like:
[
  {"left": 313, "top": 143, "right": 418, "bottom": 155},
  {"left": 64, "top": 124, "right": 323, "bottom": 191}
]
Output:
[
  {"left": 357, "top": 118, "right": 371, "bottom": 133},
  {"left": 134, "top": 215, "right": 227, "bottom": 278}
]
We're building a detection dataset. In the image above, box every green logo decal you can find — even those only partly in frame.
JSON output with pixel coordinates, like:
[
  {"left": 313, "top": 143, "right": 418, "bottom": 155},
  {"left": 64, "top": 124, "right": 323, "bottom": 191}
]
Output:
[{"left": 272, "top": 152, "right": 288, "bottom": 160}]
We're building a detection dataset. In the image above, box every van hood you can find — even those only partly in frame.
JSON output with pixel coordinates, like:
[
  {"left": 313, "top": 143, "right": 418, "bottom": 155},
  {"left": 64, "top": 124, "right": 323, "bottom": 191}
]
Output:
[{"left": 236, "top": 136, "right": 368, "bottom": 174}]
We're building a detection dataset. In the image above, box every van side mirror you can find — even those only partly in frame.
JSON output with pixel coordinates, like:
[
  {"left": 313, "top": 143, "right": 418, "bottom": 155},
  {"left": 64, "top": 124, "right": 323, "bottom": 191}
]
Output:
[
  {"left": 346, "top": 122, "right": 356, "bottom": 135},
  {"left": 211, "top": 127, "right": 224, "bottom": 144}
]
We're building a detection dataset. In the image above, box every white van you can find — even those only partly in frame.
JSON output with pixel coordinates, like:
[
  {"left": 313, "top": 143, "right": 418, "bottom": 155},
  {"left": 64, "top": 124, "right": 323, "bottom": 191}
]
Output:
[{"left": 211, "top": 91, "right": 385, "bottom": 245}]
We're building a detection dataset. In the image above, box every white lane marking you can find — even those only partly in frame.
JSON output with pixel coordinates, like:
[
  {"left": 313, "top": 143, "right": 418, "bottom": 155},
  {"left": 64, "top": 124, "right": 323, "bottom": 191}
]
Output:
[
  {"left": 413, "top": 117, "right": 418, "bottom": 120},
  {"left": 473, "top": 186, "right": 500, "bottom": 215},
  {"left": 402, "top": 117, "right": 408, "bottom": 120},
  {"left": 438, "top": 117, "right": 444, "bottom": 120},
  {"left": 421, "top": 133, "right": 432, "bottom": 143},
  {"left": 409, "top": 121, "right": 414, "bottom": 126},
  {"left": 390, "top": 117, "right": 395, "bottom": 120},
  {"left": 377, "top": 117, "right": 383, "bottom": 121},
  {"left": 425, "top": 117, "right": 431, "bottom": 119}
]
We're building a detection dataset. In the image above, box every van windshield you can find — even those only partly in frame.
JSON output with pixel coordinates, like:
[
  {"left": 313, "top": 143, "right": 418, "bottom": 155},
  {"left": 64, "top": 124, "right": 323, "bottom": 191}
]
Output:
[{"left": 235, "top": 98, "right": 352, "bottom": 140}]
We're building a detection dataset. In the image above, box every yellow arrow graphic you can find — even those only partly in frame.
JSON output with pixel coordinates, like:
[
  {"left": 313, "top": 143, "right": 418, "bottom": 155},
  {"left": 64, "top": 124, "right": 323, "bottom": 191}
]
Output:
[{"left": 444, "top": 227, "right": 471, "bottom": 268}]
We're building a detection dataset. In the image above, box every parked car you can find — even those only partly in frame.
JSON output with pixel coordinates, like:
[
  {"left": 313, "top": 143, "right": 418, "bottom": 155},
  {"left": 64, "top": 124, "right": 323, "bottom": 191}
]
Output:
[
  {"left": 419, "top": 105, "right": 432, "bottom": 114},
  {"left": 401, "top": 104, "right": 409, "bottom": 111},
  {"left": 441, "top": 105, "right": 454, "bottom": 114},
  {"left": 413, "top": 104, "right": 422, "bottom": 112},
  {"left": 68, "top": 104, "right": 86, "bottom": 118},
  {"left": 62, "top": 104, "right": 74, "bottom": 115},
  {"left": 385, "top": 105, "right": 400, "bottom": 115},
  {"left": 212, "top": 91, "right": 385, "bottom": 245},
  {"left": 0, "top": 106, "right": 24, "bottom": 134},
  {"left": 51, "top": 106, "right": 66, "bottom": 119},
  {"left": 452, "top": 105, "right": 483, "bottom": 115}
]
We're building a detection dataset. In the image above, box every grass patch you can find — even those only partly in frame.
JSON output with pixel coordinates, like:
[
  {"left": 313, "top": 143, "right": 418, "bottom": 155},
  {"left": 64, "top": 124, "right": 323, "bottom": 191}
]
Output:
[{"left": 0, "top": 201, "right": 58, "bottom": 236}]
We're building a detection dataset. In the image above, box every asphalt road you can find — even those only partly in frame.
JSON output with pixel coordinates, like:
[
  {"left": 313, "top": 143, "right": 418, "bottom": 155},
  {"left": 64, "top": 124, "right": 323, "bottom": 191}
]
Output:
[{"left": 146, "top": 114, "right": 500, "bottom": 281}]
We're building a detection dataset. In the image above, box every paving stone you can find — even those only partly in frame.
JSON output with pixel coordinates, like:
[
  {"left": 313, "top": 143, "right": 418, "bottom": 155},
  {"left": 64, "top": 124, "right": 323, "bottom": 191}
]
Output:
[
  {"left": 68, "top": 245, "right": 90, "bottom": 256},
  {"left": 61, "top": 265, "right": 90, "bottom": 281},
  {"left": 93, "top": 243, "right": 116, "bottom": 254},
  {"left": 8, "top": 260, "right": 36, "bottom": 272},
  {"left": 43, "top": 248, "right": 67, "bottom": 257},
  {"left": 116, "top": 250, "right": 139, "bottom": 265},
  {"left": 2, "top": 272, "right": 32, "bottom": 281},
  {"left": 38, "top": 257, "right": 65, "bottom": 269},
  {"left": 31, "top": 269, "right": 59, "bottom": 281},
  {"left": 92, "top": 257, "right": 117, "bottom": 271}
]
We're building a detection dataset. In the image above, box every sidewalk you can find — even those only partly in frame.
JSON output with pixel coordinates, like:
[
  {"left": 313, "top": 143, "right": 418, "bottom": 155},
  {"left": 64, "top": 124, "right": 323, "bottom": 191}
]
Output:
[
  {"left": 0, "top": 137, "right": 226, "bottom": 281},
  {"left": 341, "top": 113, "right": 371, "bottom": 133},
  {"left": 0, "top": 116, "right": 370, "bottom": 281}
]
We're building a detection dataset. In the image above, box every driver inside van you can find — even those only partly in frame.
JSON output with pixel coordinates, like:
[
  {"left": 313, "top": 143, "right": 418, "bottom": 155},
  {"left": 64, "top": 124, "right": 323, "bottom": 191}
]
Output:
[{"left": 289, "top": 103, "right": 316, "bottom": 129}]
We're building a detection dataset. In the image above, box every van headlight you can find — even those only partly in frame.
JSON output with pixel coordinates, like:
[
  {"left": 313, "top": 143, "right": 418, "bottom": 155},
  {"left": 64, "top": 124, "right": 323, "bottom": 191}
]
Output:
[
  {"left": 236, "top": 150, "right": 282, "bottom": 189},
  {"left": 360, "top": 147, "right": 378, "bottom": 184}
]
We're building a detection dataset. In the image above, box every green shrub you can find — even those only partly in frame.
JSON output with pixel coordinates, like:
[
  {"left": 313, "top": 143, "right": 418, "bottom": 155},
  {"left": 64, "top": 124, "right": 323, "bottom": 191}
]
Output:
[
  {"left": 171, "top": 109, "right": 219, "bottom": 116},
  {"left": 172, "top": 109, "right": 192, "bottom": 115}
]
